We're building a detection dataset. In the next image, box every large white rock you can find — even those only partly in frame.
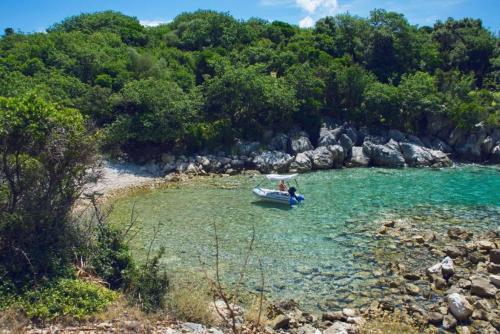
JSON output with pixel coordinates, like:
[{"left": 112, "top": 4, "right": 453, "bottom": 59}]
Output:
[
  {"left": 400, "top": 142, "right": 452, "bottom": 167},
  {"left": 290, "top": 134, "right": 314, "bottom": 154},
  {"left": 447, "top": 293, "right": 473, "bottom": 321},
  {"left": 363, "top": 139, "right": 406, "bottom": 168},
  {"left": 426, "top": 262, "right": 442, "bottom": 276},
  {"left": 252, "top": 151, "right": 294, "bottom": 173},
  {"left": 311, "top": 145, "right": 344, "bottom": 170},
  {"left": 290, "top": 152, "right": 313, "bottom": 172},
  {"left": 441, "top": 256, "right": 455, "bottom": 277},
  {"left": 345, "top": 146, "right": 370, "bottom": 167}
]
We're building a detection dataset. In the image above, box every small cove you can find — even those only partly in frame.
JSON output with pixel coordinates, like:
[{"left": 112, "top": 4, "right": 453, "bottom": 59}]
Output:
[{"left": 109, "top": 165, "right": 500, "bottom": 311}]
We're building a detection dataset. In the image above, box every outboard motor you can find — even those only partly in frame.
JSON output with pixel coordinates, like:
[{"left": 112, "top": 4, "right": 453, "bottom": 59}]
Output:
[{"left": 288, "top": 187, "right": 304, "bottom": 206}]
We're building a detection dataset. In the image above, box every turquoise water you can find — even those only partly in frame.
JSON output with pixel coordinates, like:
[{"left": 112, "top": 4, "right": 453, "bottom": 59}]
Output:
[{"left": 110, "top": 165, "right": 500, "bottom": 310}]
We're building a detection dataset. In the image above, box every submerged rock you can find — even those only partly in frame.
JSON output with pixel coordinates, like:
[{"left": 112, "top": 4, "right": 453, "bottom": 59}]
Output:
[
  {"left": 443, "top": 314, "right": 458, "bottom": 330},
  {"left": 406, "top": 283, "right": 420, "bottom": 296},
  {"left": 428, "top": 312, "right": 443, "bottom": 325}
]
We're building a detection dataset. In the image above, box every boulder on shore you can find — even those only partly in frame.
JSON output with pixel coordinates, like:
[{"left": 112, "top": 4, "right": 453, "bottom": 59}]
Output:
[
  {"left": 289, "top": 133, "right": 314, "bottom": 154},
  {"left": 290, "top": 152, "right": 313, "bottom": 172},
  {"left": 318, "top": 126, "right": 340, "bottom": 147},
  {"left": 363, "top": 139, "right": 406, "bottom": 168},
  {"left": 252, "top": 151, "right": 294, "bottom": 173},
  {"left": 441, "top": 256, "right": 455, "bottom": 278},
  {"left": 400, "top": 142, "right": 452, "bottom": 167},
  {"left": 345, "top": 146, "right": 370, "bottom": 167},
  {"left": 470, "top": 276, "right": 497, "bottom": 298},
  {"left": 270, "top": 133, "right": 289, "bottom": 152},
  {"left": 339, "top": 134, "right": 354, "bottom": 159},
  {"left": 311, "top": 145, "right": 344, "bottom": 170},
  {"left": 448, "top": 293, "right": 473, "bottom": 321}
]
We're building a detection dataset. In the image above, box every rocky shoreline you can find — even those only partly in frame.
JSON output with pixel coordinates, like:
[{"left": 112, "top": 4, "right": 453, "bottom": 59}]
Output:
[
  {"left": 132, "top": 121, "right": 499, "bottom": 178},
  {"left": 20, "top": 219, "right": 499, "bottom": 334}
]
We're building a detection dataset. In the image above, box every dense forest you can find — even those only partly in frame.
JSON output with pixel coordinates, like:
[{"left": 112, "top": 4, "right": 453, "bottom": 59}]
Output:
[{"left": 0, "top": 10, "right": 498, "bottom": 160}]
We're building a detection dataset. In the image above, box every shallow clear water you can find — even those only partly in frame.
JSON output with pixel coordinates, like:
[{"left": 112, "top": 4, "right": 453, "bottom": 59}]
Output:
[{"left": 110, "top": 165, "right": 500, "bottom": 310}]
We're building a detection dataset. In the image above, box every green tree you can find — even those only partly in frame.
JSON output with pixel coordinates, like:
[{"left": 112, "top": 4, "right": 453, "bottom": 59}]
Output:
[
  {"left": 167, "top": 10, "right": 245, "bottom": 50},
  {"left": 0, "top": 95, "right": 96, "bottom": 287},
  {"left": 48, "top": 11, "right": 148, "bottom": 46},
  {"left": 285, "top": 65, "right": 326, "bottom": 136},
  {"left": 326, "top": 64, "right": 375, "bottom": 120},
  {"left": 203, "top": 65, "right": 298, "bottom": 138},
  {"left": 104, "top": 78, "right": 201, "bottom": 151},
  {"left": 363, "top": 82, "right": 401, "bottom": 126},
  {"left": 398, "top": 72, "right": 441, "bottom": 132},
  {"left": 314, "top": 14, "right": 371, "bottom": 63},
  {"left": 432, "top": 18, "right": 495, "bottom": 85}
]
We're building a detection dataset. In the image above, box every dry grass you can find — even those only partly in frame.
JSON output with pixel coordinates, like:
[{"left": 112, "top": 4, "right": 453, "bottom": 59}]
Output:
[
  {"left": 359, "top": 312, "right": 427, "bottom": 334},
  {"left": 0, "top": 308, "right": 28, "bottom": 334},
  {"left": 166, "top": 276, "right": 215, "bottom": 325},
  {"left": 93, "top": 297, "right": 154, "bottom": 323},
  {"left": 244, "top": 297, "right": 270, "bottom": 327}
]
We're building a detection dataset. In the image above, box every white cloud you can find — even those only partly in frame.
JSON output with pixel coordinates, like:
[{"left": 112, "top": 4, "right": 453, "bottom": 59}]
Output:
[
  {"left": 139, "top": 19, "right": 170, "bottom": 27},
  {"left": 296, "top": 0, "right": 339, "bottom": 14},
  {"left": 299, "top": 16, "right": 315, "bottom": 28},
  {"left": 260, "top": 0, "right": 339, "bottom": 15}
]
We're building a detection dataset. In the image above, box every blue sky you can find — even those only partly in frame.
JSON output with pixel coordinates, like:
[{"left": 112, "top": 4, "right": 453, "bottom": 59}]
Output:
[{"left": 1, "top": 0, "right": 499, "bottom": 33}]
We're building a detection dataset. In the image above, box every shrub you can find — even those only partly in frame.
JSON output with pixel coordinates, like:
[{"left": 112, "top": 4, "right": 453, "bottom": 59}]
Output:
[
  {"left": 167, "top": 276, "right": 214, "bottom": 324},
  {"left": 1, "top": 279, "right": 117, "bottom": 321},
  {"left": 127, "top": 247, "right": 169, "bottom": 312},
  {"left": 0, "top": 94, "right": 96, "bottom": 288}
]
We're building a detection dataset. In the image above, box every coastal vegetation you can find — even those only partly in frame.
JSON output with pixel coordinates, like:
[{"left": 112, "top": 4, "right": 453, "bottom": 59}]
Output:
[
  {"left": 0, "top": 8, "right": 499, "bottom": 333},
  {"left": 0, "top": 10, "right": 498, "bottom": 159}
]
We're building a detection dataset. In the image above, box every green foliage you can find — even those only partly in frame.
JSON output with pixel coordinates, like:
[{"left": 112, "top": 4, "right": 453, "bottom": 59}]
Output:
[
  {"left": 167, "top": 10, "right": 245, "bottom": 50},
  {"left": 0, "top": 10, "right": 497, "bottom": 156},
  {"left": 326, "top": 64, "right": 376, "bottom": 120},
  {"left": 103, "top": 78, "right": 201, "bottom": 150},
  {"left": 203, "top": 65, "right": 298, "bottom": 138},
  {"left": 432, "top": 18, "right": 496, "bottom": 84},
  {"left": 128, "top": 247, "right": 169, "bottom": 312},
  {"left": 0, "top": 95, "right": 96, "bottom": 287},
  {"left": 398, "top": 72, "right": 441, "bottom": 132},
  {"left": 80, "top": 219, "right": 135, "bottom": 290},
  {"left": 185, "top": 119, "right": 234, "bottom": 151},
  {"left": 363, "top": 82, "right": 401, "bottom": 127},
  {"left": 0, "top": 279, "right": 117, "bottom": 321},
  {"left": 48, "top": 11, "right": 148, "bottom": 46}
]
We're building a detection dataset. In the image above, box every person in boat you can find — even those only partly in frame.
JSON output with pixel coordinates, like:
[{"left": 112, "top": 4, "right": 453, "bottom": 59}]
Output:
[{"left": 278, "top": 180, "right": 288, "bottom": 192}]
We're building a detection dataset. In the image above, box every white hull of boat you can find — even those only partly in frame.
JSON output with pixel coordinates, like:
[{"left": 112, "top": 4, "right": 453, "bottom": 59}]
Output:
[{"left": 252, "top": 188, "right": 294, "bottom": 204}]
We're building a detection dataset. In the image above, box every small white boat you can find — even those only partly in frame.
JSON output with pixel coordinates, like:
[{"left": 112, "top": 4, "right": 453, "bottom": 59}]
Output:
[{"left": 252, "top": 174, "right": 304, "bottom": 205}]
